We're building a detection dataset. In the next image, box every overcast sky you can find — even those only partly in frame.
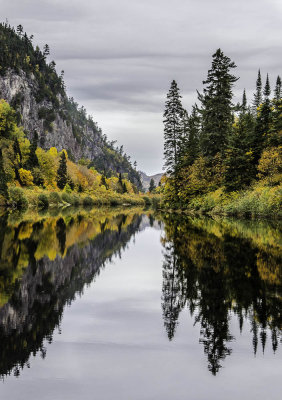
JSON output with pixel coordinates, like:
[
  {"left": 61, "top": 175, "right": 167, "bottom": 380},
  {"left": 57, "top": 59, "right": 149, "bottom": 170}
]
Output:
[{"left": 1, "top": 0, "right": 281, "bottom": 174}]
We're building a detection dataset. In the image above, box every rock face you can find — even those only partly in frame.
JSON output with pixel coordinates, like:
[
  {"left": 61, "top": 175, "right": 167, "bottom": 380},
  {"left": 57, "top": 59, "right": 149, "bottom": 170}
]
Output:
[
  {"left": 139, "top": 171, "right": 163, "bottom": 191},
  {"left": 0, "top": 69, "right": 102, "bottom": 161},
  {"left": 0, "top": 22, "right": 142, "bottom": 187}
]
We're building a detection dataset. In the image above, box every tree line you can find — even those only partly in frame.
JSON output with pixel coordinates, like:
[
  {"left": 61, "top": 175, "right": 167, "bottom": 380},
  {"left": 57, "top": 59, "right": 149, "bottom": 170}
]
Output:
[
  {"left": 163, "top": 49, "right": 281, "bottom": 208},
  {"left": 0, "top": 100, "right": 143, "bottom": 209}
]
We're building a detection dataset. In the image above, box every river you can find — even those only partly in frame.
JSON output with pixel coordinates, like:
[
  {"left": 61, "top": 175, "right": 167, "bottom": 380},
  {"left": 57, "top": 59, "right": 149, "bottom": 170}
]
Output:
[{"left": 0, "top": 207, "right": 281, "bottom": 399}]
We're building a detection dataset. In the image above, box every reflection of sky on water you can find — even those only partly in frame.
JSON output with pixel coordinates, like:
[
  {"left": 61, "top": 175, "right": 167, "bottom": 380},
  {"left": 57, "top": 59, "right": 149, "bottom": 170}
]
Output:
[{"left": 1, "top": 221, "right": 281, "bottom": 400}]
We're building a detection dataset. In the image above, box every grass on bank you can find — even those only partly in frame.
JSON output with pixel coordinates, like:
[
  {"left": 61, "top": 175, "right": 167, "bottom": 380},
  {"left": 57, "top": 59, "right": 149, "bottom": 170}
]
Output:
[
  {"left": 0, "top": 185, "right": 162, "bottom": 211},
  {"left": 177, "top": 184, "right": 282, "bottom": 218}
]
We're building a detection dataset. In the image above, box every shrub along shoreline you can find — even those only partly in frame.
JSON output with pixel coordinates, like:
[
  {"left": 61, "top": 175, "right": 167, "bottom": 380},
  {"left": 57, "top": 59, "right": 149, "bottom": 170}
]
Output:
[
  {"left": 161, "top": 184, "right": 282, "bottom": 219},
  {"left": 1, "top": 186, "right": 162, "bottom": 211}
]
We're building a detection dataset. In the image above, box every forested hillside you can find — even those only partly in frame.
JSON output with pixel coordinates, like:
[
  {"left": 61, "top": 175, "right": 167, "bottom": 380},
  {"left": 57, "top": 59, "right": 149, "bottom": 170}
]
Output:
[
  {"left": 0, "top": 22, "right": 141, "bottom": 188},
  {"left": 162, "top": 49, "right": 281, "bottom": 217},
  {"left": 0, "top": 98, "right": 151, "bottom": 209}
]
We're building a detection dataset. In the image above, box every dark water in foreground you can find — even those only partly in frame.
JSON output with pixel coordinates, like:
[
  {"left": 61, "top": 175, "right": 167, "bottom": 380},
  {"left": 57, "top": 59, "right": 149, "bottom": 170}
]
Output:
[{"left": 0, "top": 208, "right": 281, "bottom": 399}]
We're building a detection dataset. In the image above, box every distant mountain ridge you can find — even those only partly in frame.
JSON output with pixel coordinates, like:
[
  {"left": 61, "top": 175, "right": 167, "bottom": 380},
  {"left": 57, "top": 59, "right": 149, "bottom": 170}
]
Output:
[{"left": 139, "top": 171, "right": 163, "bottom": 191}]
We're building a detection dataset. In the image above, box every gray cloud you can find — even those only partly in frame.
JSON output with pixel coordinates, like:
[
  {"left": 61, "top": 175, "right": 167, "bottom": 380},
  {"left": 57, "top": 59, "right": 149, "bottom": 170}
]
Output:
[{"left": 1, "top": 0, "right": 282, "bottom": 174}]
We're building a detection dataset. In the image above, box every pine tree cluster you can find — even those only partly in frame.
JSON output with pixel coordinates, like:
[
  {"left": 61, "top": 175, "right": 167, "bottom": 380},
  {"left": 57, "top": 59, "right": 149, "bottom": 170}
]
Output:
[{"left": 163, "top": 49, "right": 281, "bottom": 204}]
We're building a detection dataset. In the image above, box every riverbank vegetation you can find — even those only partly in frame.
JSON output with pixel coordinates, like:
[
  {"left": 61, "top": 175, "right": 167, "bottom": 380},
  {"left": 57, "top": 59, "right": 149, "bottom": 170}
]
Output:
[
  {"left": 161, "top": 49, "right": 281, "bottom": 217},
  {"left": 0, "top": 99, "right": 161, "bottom": 210}
]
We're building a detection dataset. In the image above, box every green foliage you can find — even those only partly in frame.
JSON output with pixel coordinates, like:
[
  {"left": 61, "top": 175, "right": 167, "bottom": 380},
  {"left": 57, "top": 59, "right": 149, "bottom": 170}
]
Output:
[
  {"left": 162, "top": 49, "right": 281, "bottom": 214},
  {"left": 83, "top": 196, "right": 94, "bottom": 207},
  {"left": 38, "top": 107, "right": 56, "bottom": 132},
  {"left": 181, "top": 105, "right": 200, "bottom": 166},
  {"left": 38, "top": 194, "right": 49, "bottom": 209},
  {"left": 0, "top": 149, "right": 8, "bottom": 199},
  {"left": 100, "top": 175, "right": 108, "bottom": 189},
  {"left": 0, "top": 99, "right": 17, "bottom": 139},
  {"left": 199, "top": 49, "right": 238, "bottom": 158},
  {"left": 26, "top": 131, "right": 39, "bottom": 170},
  {"left": 224, "top": 93, "right": 256, "bottom": 191},
  {"left": 252, "top": 69, "right": 262, "bottom": 111},
  {"left": 149, "top": 178, "right": 156, "bottom": 193},
  {"left": 142, "top": 196, "right": 152, "bottom": 206},
  {"left": 163, "top": 80, "right": 184, "bottom": 176},
  {"left": 57, "top": 151, "right": 67, "bottom": 189},
  {"left": 8, "top": 187, "right": 28, "bottom": 210},
  {"left": 49, "top": 192, "right": 61, "bottom": 205},
  {"left": 61, "top": 192, "right": 74, "bottom": 205}
]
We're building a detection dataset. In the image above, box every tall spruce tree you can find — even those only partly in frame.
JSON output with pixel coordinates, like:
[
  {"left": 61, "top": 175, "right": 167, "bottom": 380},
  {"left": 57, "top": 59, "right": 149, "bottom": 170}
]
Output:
[
  {"left": 252, "top": 74, "right": 273, "bottom": 164},
  {"left": 149, "top": 178, "right": 156, "bottom": 193},
  {"left": 57, "top": 151, "right": 68, "bottom": 189},
  {"left": 224, "top": 91, "right": 256, "bottom": 191},
  {"left": 0, "top": 149, "right": 8, "bottom": 199},
  {"left": 252, "top": 69, "right": 262, "bottom": 112},
  {"left": 269, "top": 75, "right": 282, "bottom": 146},
  {"left": 242, "top": 89, "right": 247, "bottom": 113},
  {"left": 26, "top": 131, "right": 39, "bottom": 169},
  {"left": 198, "top": 49, "right": 238, "bottom": 158},
  {"left": 182, "top": 104, "right": 201, "bottom": 166},
  {"left": 100, "top": 175, "right": 108, "bottom": 189},
  {"left": 163, "top": 80, "right": 184, "bottom": 176},
  {"left": 13, "top": 137, "right": 23, "bottom": 184},
  {"left": 274, "top": 75, "right": 281, "bottom": 101}
]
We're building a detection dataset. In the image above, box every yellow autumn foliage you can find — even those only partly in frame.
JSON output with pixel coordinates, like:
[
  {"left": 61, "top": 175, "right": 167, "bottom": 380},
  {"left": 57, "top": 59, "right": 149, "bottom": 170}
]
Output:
[{"left": 19, "top": 168, "right": 33, "bottom": 186}]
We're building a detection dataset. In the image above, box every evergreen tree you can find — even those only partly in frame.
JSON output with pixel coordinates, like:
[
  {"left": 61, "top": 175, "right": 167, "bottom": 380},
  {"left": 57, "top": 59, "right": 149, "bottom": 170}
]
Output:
[
  {"left": 242, "top": 89, "right": 247, "bottom": 113},
  {"left": 0, "top": 149, "right": 8, "bottom": 199},
  {"left": 274, "top": 75, "right": 281, "bottom": 101},
  {"left": 122, "top": 182, "right": 127, "bottom": 193},
  {"left": 16, "top": 24, "right": 23, "bottom": 37},
  {"left": 198, "top": 49, "right": 238, "bottom": 158},
  {"left": 163, "top": 80, "right": 184, "bottom": 176},
  {"left": 269, "top": 76, "right": 282, "bottom": 146},
  {"left": 253, "top": 69, "right": 262, "bottom": 112},
  {"left": 13, "top": 138, "right": 23, "bottom": 184},
  {"left": 252, "top": 75, "right": 273, "bottom": 165},
  {"left": 162, "top": 238, "right": 185, "bottom": 341},
  {"left": 26, "top": 131, "right": 39, "bottom": 169},
  {"left": 100, "top": 175, "right": 108, "bottom": 189},
  {"left": 57, "top": 151, "right": 67, "bottom": 189},
  {"left": 224, "top": 92, "right": 256, "bottom": 191},
  {"left": 13, "top": 138, "right": 22, "bottom": 166},
  {"left": 149, "top": 178, "right": 156, "bottom": 193},
  {"left": 117, "top": 172, "right": 122, "bottom": 191},
  {"left": 182, "top": 104, "right": 201, "bottom": 166}
]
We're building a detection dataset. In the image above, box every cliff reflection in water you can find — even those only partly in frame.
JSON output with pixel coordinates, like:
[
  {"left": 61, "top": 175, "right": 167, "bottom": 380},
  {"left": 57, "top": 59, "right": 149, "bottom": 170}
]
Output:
[
  {"left": 0, "top": 208, "right": 147, "bottom": 378},
  {"left": 161, "top": 214, "right": 282, "bottom": 375}
]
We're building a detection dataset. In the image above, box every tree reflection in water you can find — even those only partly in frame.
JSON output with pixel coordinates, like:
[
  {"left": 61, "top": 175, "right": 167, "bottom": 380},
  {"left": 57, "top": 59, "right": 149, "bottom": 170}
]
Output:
[
  {"left": 0, "top": 208, "right": 146, "bottom": 378},
  {"left": 161, "top": 214, "right": 282, "bottom": 375},
  {"left": 0, "top": 208, "right": 281, "bottom": 379}
]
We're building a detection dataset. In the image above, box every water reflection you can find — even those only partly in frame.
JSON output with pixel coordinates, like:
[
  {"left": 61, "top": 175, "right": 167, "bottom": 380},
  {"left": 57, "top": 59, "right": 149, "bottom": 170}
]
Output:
[
  {"left": 0, "top": 207, "right": 147, "bottom": 378},
  {"left": 0, "top": 207, "right": 281, "bottom": 381},
  {"left": 160, "top": 214, "right": 282, "bottom": 375}
]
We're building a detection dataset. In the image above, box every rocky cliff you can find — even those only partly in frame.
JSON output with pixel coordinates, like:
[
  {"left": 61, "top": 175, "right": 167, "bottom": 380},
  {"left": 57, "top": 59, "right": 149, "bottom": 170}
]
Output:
[
  {"left": 0, "top": 69, "right": 99, "bottom": 159},
  {"left": 0, "top": 22, "right": 142, "bottom": 188},
  {"left": 139, "top": 171, "right": 163, "bottom": 191}
]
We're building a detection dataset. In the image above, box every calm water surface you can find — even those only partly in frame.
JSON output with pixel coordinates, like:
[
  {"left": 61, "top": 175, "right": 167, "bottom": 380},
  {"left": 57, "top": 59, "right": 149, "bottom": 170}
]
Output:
[{"left": 0, "top": 208, "right": 281, "bottom": 399}]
